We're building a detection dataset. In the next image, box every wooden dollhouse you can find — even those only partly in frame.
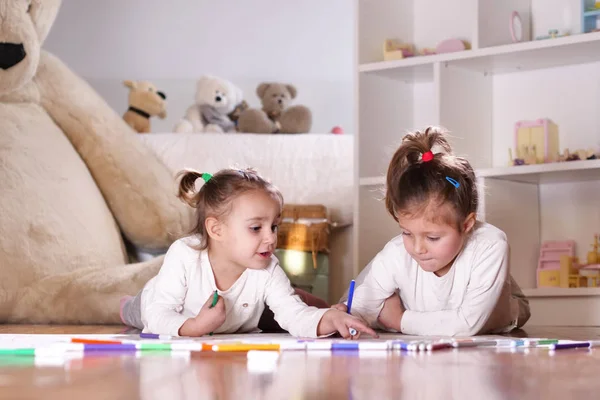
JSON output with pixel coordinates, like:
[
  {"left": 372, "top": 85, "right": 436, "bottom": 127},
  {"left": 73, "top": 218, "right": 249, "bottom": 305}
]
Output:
[
  {"left": 514, "top": 118, "right": 560, "bottom": 164},
  {"left": 537, "top": 235, "right": 600, "bottom": 288}
]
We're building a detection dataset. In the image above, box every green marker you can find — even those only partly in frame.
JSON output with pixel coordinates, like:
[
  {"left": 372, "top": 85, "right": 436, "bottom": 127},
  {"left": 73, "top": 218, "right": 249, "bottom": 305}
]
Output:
[
  {"left": 209, "top": 290, "right": 218, "bottom": 336},
  {"left": 211, "top": 290, "right": 218, "bottom": 308},
  {"left": 139, "top": 343, "right": 172, "bottom": 351}
]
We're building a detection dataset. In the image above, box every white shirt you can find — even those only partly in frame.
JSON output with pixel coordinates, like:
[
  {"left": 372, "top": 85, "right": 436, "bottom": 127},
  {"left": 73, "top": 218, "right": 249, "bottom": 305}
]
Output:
[
  {"left": 348, "top": 222, "right": 520, "bottom": 336},
  {"left": 140, "top": 236, "right": 328, "bottom": 337}
]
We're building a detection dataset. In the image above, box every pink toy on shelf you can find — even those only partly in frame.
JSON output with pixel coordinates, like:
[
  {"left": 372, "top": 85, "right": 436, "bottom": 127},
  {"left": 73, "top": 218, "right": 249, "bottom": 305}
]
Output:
[
  {"left": 330, "top": 126, "right": 344, "bottom": 134},
  {"left": 537, "top": 240, "right": 576, "bottom": 287},
  {"left": 514, "top": 118, "right": 560, "bottom": 164},
  {"left": 435, "top": 38, "right": 467, "bottom": 54}
]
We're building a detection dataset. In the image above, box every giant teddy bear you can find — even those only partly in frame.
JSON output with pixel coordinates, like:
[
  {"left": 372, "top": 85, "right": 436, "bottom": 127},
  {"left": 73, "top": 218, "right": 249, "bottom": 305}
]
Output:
[
  {"left": 0, "top": 0, "right": 193, "bottom": 324},
  {"left": 0, "top": 0, "right": 328, "bottom": 325}
]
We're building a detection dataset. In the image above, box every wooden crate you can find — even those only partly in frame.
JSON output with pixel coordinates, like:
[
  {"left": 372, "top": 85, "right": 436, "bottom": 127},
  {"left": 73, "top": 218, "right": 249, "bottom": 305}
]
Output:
[{"left": 277, "top": 204, "right": 330, "bottom": 269}]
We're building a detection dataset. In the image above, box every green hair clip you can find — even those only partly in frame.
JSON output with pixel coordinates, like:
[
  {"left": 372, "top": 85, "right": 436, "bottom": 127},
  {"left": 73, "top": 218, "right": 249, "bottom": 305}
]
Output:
[{"left": 201, "top": 172, "right": 213, "bottom": 183}]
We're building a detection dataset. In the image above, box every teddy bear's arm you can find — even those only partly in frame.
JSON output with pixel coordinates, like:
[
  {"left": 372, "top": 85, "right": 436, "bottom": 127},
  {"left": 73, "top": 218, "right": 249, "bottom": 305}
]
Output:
[{"left": 35, "top": 50, "right": 193, "bottom": 252}]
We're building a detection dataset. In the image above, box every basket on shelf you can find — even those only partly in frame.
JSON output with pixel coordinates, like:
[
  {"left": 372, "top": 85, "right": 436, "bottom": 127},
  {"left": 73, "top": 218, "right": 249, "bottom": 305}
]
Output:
[{"left": 276, "top": 204, "right": 330, "bottom": 269}]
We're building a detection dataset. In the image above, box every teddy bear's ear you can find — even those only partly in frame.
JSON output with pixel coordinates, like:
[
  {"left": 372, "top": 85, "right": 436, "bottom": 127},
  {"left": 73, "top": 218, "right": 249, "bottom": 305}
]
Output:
[
  {"left": 123, "top": 80, "right": 136, "bottom": 89},
  {"left": 256, "top": 83, "right": 270, "bottom": 99},
  {"left": 286, "top": 84, "right": 297, "bottom": 99}
]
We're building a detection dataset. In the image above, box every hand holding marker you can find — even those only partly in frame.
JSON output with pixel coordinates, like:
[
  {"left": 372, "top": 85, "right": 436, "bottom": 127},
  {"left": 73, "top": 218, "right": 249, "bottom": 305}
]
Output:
[{"left": 346, "top": 280, "right": 357, "bottom": 336}]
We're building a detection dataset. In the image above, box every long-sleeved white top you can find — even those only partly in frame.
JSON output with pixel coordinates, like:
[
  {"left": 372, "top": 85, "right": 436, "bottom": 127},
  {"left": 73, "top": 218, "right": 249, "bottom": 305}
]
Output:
[
  {"left": 140, "top": 236, "right": 328, "bottom": 337},
  {"left": 347, "top": 222, "right": 521, "bottom": 336}
]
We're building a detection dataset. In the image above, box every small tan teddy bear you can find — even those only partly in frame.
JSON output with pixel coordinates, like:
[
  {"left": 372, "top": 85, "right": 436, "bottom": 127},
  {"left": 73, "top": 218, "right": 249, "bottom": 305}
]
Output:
[
  {"left": 122, "top": 80, "right": 167, "bottom": 134},
  {"left": 238, "top": 82, "right": 312, "bottom": 134}
]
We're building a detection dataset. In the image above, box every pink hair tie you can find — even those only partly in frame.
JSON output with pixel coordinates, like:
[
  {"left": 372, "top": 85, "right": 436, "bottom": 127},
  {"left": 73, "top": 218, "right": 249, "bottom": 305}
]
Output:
[{"left": 421, "top": 151, "right": 434, "bottom": 162}]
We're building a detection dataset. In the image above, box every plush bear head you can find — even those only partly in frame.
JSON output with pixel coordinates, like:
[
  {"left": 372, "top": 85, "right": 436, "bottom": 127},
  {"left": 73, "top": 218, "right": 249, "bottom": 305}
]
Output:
[
  {"left": 257, "top": 83, "right": 297, "bottom": 118},
  {"left": 0, "top": 0, "right": 61, "bottom": 96},
  {"left": 123, "top": 80, "right": 167, "bottom": 119},
  {"left": 195, "top": 75, "right": 243, "bottom": 115}
]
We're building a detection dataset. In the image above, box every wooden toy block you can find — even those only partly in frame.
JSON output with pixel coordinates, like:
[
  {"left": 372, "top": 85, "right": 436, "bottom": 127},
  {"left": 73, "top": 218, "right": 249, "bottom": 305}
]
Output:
[
  {"left": 537, "top": 240, "right": 575, "bottom": 287},
  {"left": 514, "top": 119, "right": 560, "bottom": 164},
  {"left": 383, "top": 39, "right": 414, "bottom": 61}
]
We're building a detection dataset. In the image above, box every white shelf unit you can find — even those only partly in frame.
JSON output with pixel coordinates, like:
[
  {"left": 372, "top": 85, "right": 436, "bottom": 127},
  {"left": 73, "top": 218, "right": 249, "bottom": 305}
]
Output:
[{"left": 354, "top": 0, "right": 600, "bottom": 327}]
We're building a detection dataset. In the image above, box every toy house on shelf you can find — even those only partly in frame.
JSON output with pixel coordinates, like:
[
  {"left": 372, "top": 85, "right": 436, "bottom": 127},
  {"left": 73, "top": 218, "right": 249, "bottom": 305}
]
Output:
[
  {"left": 514, "top": 118, "right": 560, "bottom": 164},
  {"left": 537, "top": 235, "right": 600, "bottom": 288},
  {"left": 537, "top": 240, "right": 575, "bottom": 287}
]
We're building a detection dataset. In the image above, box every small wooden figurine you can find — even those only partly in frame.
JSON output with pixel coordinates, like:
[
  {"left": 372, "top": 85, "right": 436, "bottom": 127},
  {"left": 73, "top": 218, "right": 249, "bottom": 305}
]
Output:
[{"left": 383, "top": 39, "right": 415, "bottom": 61}]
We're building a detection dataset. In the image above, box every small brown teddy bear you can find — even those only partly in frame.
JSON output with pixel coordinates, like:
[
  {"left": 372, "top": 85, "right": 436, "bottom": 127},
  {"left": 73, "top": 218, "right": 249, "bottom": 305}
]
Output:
[
  {"left": 228, "top": 100, "right": 249, "bottom": 131},
  {"left": 122, "top": 80, "right": 167, "bottom": 134},
  {"left": 238, "top": 83, "right": 312, "bottom": 134}
]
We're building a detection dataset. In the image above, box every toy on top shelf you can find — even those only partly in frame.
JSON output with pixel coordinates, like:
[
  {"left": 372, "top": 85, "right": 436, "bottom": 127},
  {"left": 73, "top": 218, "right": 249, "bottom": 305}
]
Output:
[
  {"left": 382, "top": 38, "right": 470, "bottom": 61},
  {"left": 383, "top": 39, "right": 415, "bottom": 61},
  {"left": 435, "top": 38, "right": 470, "bottom": 54},
  {"left": 557, "top": 148, "right": 598, "bottom": 161},
  {"left": 507, "top": 148, "right": 524, "bottom": 166},
  {"left": 508, "top": 145, "right": 539, "bottom": 166},
  {"left": 535, "top": 29, "right": 570, "bottom": 40},
  {"left": 514, "top": 119, "right": 560, "bottom": 164},
  {"left": 122, "top": 80, "right": 167, "bottom": 134}
]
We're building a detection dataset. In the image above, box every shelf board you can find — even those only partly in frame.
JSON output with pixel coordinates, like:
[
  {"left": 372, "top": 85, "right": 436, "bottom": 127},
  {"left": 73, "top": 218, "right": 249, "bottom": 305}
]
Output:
[
  {"left": 359, "top": 31, "right": 600, "bottom": 80},
  {"left": 523, "top": 287, "right": 600, "bottom": 298},
  {"left": 476, "top": 159, "right": 600, "bottom": 184},
  {"left": 359, "top": 54, "right": 439, "bottom": 82},
  {"left": 360, "top": 160, "right": 600, "bottom": 186}
]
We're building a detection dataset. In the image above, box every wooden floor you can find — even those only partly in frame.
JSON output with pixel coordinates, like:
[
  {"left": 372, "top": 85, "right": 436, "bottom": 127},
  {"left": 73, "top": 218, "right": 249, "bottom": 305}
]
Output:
[{"left": 0, "top": 325, "right": 598, "bottom": 399}]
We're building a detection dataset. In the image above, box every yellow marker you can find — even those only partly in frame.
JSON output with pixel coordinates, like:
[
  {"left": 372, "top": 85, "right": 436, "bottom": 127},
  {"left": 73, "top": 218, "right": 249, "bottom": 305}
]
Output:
[{"left": 211, "top": 343, "right": 280, "bottom": 352}]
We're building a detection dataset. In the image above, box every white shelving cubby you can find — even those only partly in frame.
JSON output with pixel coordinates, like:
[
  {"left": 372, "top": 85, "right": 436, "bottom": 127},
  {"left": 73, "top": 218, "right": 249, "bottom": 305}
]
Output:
[{"left": 354, "top": 0, "right": 600, "bottom": 326}]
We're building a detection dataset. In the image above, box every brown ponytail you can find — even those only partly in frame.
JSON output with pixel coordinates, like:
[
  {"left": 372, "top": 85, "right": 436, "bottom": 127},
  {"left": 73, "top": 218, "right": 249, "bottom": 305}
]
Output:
[
  {"left": 177, "top": 170, "right": 204, "bottom": 208},
  {"left": 176, "top": 167, "right": 283, "bottom": 250},
  {"left": 385, "top": 126, "right": 478, "bottom": 230}
]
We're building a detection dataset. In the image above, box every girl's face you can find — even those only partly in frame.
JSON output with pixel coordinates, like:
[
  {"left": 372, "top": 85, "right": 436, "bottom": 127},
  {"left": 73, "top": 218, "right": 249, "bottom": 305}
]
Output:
[
  {"left": 397, "top": 206, "right": 475, "bottom": 277},
  {"left": 219, "top": 189, "right": 281, "bottom": 271}
]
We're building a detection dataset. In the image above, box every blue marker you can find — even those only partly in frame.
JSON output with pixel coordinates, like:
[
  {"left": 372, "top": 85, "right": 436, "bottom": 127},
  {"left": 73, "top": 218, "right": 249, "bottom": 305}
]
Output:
[
  {"left": 332, "top": 342, "right": 359, "bottom": 351},
  {"left": 346, "top": 280, "right": 357, "bottom": 336},
  {"left": 346, "top": 280, "right": 356, "bottom": 314}
]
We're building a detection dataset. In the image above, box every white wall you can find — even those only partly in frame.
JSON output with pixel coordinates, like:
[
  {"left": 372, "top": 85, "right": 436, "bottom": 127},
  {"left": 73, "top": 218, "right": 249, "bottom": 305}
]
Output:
[
  {"left": 531, "top": 0, "right": 581, "bottom": 38},
  {"left": 44, "top": 0, "right": 355, "bottom": 134}
]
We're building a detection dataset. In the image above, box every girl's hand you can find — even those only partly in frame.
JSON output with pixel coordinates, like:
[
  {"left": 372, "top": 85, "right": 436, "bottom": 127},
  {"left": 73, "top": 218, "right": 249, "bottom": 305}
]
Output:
[
  {"left": 377, "top": 293, "right": 405, "bottom": 332},
  {"left": 179, "top": 293, "right": 226, "bottom": 336},
  {"left": 330, "top": 303, "right": 347, "bottom": 312},
  {"left": 317, "top": 309, "right": 379, "bottom": 339}
]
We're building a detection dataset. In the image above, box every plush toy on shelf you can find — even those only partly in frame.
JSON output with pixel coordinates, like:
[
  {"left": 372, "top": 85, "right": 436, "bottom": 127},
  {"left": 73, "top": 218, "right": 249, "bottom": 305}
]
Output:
[
  {"left": 237, "top": 82, "right": 312, "bottom": 134},
  {"left": 122, "top": 80, "right": 167, "bottom": 134},
  {"left": 173, "top": 75, "right": 244, "bottom": 133},
  {"left": 227, "top": 100, "right": 249, "bottom": 132}
]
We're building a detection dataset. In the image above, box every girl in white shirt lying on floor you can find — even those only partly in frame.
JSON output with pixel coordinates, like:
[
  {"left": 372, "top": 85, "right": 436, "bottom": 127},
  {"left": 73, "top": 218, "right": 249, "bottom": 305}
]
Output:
[
  {"left": 333, "top": 127, "right": 531, "bottom": 336},
  {"left": 120, "top": 167, "right": 376, "bottom": 339}
]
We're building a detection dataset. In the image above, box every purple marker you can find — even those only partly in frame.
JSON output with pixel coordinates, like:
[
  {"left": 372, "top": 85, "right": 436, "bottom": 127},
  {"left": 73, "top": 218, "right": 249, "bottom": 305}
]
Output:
[
  {"left": 550, "top": 342, "right": 590, "bottom": 350},
  {"left": 83, "top": 344, "right": 137, "bottom": 352},
  {"left": 140, "top": 333, "right": 172, "bottom": 340}
]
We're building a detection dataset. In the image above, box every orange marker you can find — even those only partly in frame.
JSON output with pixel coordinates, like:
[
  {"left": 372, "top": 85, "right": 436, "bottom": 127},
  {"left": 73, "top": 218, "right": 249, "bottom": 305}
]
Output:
[
  {"left": 211, "top": 343, "right": 280, "bottom": 352},
  {"left": 71, "top": 338, "right": 122, "bottom": 345}
]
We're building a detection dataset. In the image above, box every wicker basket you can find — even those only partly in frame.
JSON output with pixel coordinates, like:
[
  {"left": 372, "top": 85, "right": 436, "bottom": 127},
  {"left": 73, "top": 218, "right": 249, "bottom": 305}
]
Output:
[{"left": 277, "top": 204, "right": 330, "bottom": 269}]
